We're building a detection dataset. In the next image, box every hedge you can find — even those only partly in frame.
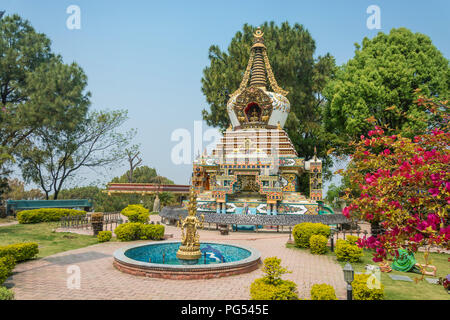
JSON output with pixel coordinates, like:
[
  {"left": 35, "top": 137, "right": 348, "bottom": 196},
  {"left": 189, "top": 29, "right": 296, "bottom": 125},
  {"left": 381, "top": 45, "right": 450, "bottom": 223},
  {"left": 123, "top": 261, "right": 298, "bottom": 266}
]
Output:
[
  {"left": 0, "top": 243, "right": 39, "bottom": 262},
  {"left": 310, "top": 284, "right": 338, "bottom": 300},
  {"left": 292, "top": 222, "right": 330, "bottom": 248},
  {"left": 250, "top": 278, "right": 299, "bottom": 300},
  {"left": 0, "top": 286, "right": 14, "bottom": 300},
  {"left": 17, "top": 208, "right": 86, "bottom": 224},
  {"left": 352, "top": 274, "right": 385, "bottom": 300},
  {"left": 114, "top": 223, "right": 165, "bottom": 241},
  {"left": 0, "top": 256, "right": 16, "bottom": 285},
  {"left": 335, "top": 239, "right": 363, "bottom": 262},
  {"left": 97, "top": 231, "right": 112, "bottom": 243}
]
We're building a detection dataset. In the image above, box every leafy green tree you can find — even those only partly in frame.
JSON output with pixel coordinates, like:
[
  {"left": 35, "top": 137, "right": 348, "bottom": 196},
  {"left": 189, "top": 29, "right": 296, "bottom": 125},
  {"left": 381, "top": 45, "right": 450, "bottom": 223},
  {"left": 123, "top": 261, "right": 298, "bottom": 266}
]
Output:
[
  {"left": 324, "top": 183, "right": 347, "bottom": 209},
  {"left": 1, "top": 178, "right": 44, "bottom": 201},
  {"left": 20, "top": 110, "right": 132, "bottom": 199},
  {"left": 0, "top": 15, "right": 87, "bottom": 170},
  {"left": 111, "top": 165, "right": 174, "bottom": 184},
  {"left": 0, "top": 14, "right": 89, "bottom": 199},
  {"left": 201, "top": 21, "right": 336, "bottom": 188},
  {"left": 323, "top": 28, "right": 449, "bottom": 153}
]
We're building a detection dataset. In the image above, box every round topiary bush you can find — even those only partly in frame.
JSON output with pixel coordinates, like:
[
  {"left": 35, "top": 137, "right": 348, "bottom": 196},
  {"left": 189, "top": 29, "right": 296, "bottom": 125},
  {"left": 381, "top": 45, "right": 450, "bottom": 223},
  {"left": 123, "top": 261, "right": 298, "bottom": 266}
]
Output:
[
  {"left": 250, "top": 257, "right": 298, "bottom": 300},
  {"left": 97, "top": 231, "right": 112, "bottom": 243},
  {"left": 292, "top": 222, "right": 330, "bottom": 248},
  {"left": 309, "top": 234, "right": 328, "bottom": 255},
  {"left": 250, "top": 278, "right": 299, "bottom": 300},
  {"left": 345, "top": 235, "right": 359, "bottom": 245},
  {"left": 121, "top": 205, "right": 150, "bottom": 224},
  {"left": 335, "top": 239, "right": 363, "bottom": 262},
  {"left": 310, "top": 283, "right": 338, "bottom": 300}
]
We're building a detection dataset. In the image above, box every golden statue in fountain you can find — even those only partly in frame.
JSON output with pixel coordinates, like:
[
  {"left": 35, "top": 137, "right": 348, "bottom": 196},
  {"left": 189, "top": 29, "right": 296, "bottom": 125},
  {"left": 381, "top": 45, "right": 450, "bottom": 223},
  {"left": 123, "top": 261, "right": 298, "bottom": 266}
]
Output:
[{"left": 176, "top": 187, "right": 205, "bottom": 260}]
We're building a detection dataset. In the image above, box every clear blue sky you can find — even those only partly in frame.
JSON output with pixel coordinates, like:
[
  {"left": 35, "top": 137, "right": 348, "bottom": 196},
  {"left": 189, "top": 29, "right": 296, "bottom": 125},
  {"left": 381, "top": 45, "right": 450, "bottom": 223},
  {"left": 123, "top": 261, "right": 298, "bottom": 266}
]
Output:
[{"left": 3, "top": 0, "right": 449, "bottom": 187}]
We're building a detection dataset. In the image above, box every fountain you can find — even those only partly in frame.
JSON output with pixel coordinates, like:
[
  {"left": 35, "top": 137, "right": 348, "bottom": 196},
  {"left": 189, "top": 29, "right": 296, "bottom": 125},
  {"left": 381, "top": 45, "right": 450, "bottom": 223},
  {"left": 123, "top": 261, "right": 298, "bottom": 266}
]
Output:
[{"left": 113, "top": 187, "right": 261, "bottom": 279}]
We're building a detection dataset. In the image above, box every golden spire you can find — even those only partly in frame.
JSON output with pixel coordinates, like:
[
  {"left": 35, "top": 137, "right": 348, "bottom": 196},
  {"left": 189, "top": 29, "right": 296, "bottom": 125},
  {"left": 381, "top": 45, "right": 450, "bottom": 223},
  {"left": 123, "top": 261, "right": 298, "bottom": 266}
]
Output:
[
  {"left": 230, "top": 27, "right": 288, "bottom": 99},
  {"left": 249, "top": 28, "right": 267, "bottom": 89}
]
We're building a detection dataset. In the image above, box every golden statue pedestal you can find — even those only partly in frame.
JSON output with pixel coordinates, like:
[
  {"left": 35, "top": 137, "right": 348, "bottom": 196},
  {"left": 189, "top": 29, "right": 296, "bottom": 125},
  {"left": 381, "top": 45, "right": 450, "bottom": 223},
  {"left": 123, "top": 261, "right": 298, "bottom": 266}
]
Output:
[
  {"left": 176, "top": 245, "right": 202, "bottom": 260},
  {"left": 176, "top": 187, "right": 205, "bottom": 261}
]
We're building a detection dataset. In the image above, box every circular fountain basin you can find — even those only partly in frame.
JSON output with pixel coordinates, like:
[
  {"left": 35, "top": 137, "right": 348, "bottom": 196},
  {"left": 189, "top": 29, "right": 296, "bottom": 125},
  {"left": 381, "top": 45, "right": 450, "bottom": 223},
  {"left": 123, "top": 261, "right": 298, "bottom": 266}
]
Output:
[{"left": 113, "top": 240, "right": 261, "bottom": 279}]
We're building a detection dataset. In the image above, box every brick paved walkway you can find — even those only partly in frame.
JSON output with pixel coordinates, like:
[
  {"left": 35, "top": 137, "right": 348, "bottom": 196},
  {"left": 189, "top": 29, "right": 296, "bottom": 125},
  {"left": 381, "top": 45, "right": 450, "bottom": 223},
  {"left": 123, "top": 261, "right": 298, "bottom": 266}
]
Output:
[{"left": 5, "top": 220, "right": 347, "bottom": 300}]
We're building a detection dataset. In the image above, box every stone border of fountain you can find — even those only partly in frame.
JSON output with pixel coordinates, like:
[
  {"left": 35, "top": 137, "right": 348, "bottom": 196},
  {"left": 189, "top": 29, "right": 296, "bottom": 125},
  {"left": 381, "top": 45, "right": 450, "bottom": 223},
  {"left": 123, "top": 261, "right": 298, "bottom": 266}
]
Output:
[{"left": 113, "top": 240, "right": 261, "bottom": 280}]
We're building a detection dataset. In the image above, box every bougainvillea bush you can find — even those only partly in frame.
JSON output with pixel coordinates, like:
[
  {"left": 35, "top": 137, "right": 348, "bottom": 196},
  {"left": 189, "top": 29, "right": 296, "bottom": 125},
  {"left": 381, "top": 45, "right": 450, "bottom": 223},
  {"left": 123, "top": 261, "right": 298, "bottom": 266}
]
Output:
[{"left": 340, "top": 96, "right": 449, "bottom": 262}]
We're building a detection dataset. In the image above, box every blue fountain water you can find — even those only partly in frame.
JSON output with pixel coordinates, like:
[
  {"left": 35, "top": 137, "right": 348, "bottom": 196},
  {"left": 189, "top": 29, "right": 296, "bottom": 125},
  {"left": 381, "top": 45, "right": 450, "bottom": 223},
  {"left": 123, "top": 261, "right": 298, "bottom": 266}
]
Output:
[{"left": 124, "top": 242, "right": 251, "bottom": 265}]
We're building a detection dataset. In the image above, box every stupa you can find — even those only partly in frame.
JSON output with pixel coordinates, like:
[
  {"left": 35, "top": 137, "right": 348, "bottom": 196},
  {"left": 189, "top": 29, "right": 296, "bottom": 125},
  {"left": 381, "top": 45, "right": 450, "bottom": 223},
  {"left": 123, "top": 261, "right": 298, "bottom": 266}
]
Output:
[{"left": 192, "top": 28, "right": 324, "bottom": 223}]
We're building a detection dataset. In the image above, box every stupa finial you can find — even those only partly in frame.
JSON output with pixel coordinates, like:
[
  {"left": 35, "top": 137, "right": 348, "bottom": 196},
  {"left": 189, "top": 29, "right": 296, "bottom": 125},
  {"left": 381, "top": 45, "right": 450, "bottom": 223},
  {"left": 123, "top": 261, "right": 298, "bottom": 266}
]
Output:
[{"left": 230, "top": 26, "right": 288, "bottom": 98}]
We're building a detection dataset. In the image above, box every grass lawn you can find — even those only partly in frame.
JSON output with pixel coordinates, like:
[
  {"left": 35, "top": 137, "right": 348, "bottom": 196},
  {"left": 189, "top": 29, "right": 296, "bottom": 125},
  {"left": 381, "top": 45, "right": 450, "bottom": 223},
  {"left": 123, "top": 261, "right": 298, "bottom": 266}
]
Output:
[
  {"left": 0, "top": 222, "right": 102, "bottom": 258},
  {"left": 286, "top": 243, "right": 449, "bottom": 300}
]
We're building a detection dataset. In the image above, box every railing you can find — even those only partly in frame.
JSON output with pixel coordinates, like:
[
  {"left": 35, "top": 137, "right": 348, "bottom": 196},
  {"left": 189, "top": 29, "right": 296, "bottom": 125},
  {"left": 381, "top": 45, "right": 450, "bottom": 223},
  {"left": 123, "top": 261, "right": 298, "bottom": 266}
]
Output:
[
  {"left": 329, "top": 227, "right": 369, "bottom": 252},
  {"left": 59, "top": 212, "right": 123, "bottom": 231}
]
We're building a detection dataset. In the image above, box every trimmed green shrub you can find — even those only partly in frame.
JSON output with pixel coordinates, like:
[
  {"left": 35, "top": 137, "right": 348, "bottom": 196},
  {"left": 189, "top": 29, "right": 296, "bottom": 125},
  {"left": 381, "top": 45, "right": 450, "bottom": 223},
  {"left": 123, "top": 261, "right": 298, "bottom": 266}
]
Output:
[
  {"left": 250, "top": 257, "right": 298, "bottom": 300},
  {"left": 121, "top": 205, "right": 149, "bottom": 223},
  {"left": 310, "top": 284, "right": 338, "bottom": 300},
  {"left": 17, "top": 208, "right": 86, "bottom": 224},
  {"left": 0, "top": 243, "right": 39, "bottom": 262},
  {"left": 97, "top": 231, "right": 112, "bottom": 243},
  {"left": 335, "top": 239, "right": 363, "bottom": 262},
  {"left": 261, "top": 257, "right": 291, "bottom": 284},
  {"left": 140, "top": 224, "right": 165, "bottom": 240},
  {"left": 309, "top": 234, "right": 328, "bottom": 255},
  {"left": 0, "top": 256, "right": 16, "bottom": 285},
  {"left": 352, "top": 274, "right": 385, "bottom": 300},
  {"left": 114, "top": 223, "right": 165, "bottom": 241},
  {"left": 345, "top": 235, "right": 359, "bottom": 245},
  {"left": 114, "top": 223, "right": 142, "bottom": 241},
  {"left": 0, "top": 286, "right": 14, "bottom": 300},
  {"left": 292, "top": 222, "right": 330, "bottom": 248},
  {"left": 250, "top": 278, "right": 299, "bottom": 300}
]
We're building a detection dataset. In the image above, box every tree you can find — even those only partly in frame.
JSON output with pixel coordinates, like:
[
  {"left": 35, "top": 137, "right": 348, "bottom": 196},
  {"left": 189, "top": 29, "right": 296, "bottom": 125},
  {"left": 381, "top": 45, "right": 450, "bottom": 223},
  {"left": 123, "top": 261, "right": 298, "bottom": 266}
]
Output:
[
  {"left": 323, "top": 28, "right": 449, "bottom": 154},
  {"left": 111, "top": 165, "right": 174, "bottom": 184},
  {"left": 325, "top": 183, "right": 346, "bottom": 209},
  {"left": 201, "top": 21, "right": 336, "bottom": 186},
  {"left": 125, "top": 145, "right": 142, "bottom": 183},
  {"left": 0, "top": 14, "right": 89, "bottom": 199},
  {"left": 341, "top": 96, "right": 449, "bottom": 262},
  {"left": 1, "top": 178, "right": 44, "bottom": 200},
  {"left": 0, "top": 15, "right": 88, "bottom": 170},
  {"left": 20, "top": 110, "right": 132, "bottom": 199}
]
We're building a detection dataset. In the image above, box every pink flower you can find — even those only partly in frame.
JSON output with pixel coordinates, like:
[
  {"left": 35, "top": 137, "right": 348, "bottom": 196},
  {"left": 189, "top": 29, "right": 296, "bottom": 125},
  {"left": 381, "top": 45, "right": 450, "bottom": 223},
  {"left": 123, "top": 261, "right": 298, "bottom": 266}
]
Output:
[
  {"left": 428, "top": 188, "right": 440, "bottom": 197},
  {"left": 342, "top": 206, "right": 350, "bottom": 218},
  {"left": 410, "top": 233, "right": 424, "bottom": 243}
]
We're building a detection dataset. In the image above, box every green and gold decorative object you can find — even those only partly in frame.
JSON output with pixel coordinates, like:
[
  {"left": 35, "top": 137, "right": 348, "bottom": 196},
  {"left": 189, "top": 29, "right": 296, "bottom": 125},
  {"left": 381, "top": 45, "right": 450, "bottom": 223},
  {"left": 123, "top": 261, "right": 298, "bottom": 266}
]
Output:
[
  {"left": 176, "top": 187, "right": 205, "bottom": 260},
  {"left": 391, "top": 249, "right": 417, "bottom": 272}
]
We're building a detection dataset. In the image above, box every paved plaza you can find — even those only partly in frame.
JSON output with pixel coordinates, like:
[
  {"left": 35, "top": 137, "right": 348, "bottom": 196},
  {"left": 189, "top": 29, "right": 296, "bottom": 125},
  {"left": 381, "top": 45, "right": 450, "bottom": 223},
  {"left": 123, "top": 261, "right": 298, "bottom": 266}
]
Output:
[{"left": 5, "top": 219, "right": 347, "bottom": 300}]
